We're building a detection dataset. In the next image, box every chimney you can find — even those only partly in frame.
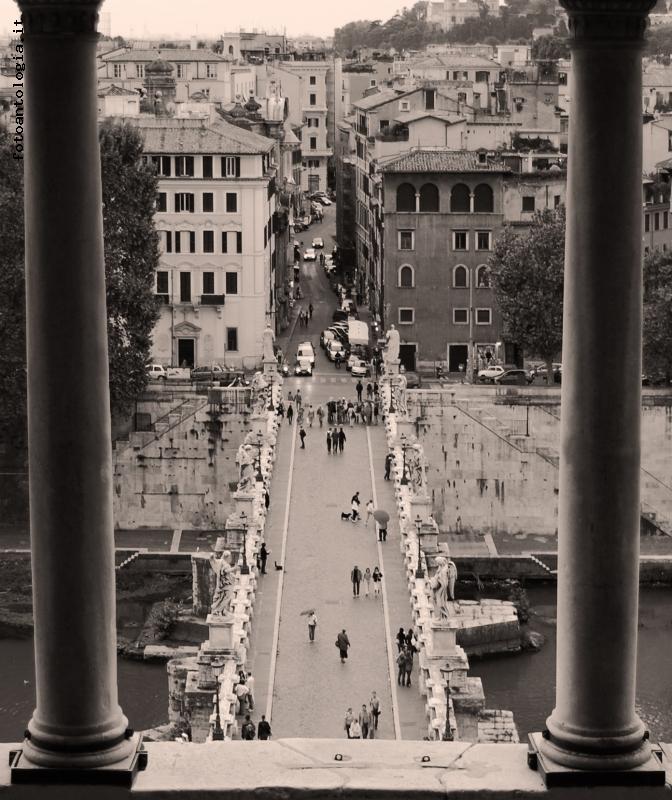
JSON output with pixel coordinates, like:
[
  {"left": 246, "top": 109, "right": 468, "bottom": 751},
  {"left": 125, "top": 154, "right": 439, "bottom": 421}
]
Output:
[{"left": 190, "top": 36, "right": 197, "bottom": 50}]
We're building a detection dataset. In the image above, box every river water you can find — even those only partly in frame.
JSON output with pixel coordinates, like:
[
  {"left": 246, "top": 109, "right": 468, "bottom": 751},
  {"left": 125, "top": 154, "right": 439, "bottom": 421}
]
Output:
[{"left": 1, "top": 585, "right": 671, "bottom": 743}]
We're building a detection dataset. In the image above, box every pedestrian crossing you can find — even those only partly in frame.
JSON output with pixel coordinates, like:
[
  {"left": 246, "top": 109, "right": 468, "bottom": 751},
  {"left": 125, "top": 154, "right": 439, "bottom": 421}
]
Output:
[{"left": 287, "top": 374, "right": 361, "bottom": 383}]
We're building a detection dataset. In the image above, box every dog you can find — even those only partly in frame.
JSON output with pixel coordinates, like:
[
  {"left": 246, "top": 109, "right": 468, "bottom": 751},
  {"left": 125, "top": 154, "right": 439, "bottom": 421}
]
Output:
[
  {"left": 340, "top": 511, "right": 352, "bottom": 521},
  {"left": 274, "top": 561, "right": 283, "bottom": 571}
]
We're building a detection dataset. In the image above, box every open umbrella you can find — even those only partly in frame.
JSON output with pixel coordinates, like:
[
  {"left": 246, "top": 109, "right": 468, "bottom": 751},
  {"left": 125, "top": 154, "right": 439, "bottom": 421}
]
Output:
[
  {"left": 299, "top": 608, "right": 316, "bottom": 616},
  {"left": 373, "top": 509, "right": 390, "bottom": 525}
]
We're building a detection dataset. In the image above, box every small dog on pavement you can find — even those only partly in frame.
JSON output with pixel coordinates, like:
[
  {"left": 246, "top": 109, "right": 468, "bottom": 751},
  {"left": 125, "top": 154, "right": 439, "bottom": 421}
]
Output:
[{"left": 340, "top": 511, "right": 351, "bottom": 521}]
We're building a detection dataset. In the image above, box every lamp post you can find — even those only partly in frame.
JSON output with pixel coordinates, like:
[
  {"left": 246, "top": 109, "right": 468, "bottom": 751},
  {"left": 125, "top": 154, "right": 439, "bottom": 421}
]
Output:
[
  {"left": 211, "top": 656, "right": 225, "bottom": 741},
  {"left": 239, "top": 511, "right": 249, "bottom": 575},
  {"left": 255, "top": 432, "right": 264, "bottom": 483},
  {"left": 414, "top": 514, "right": 425, "bottom": 579},
  {"left": 388, "top": 385, "right": 396, "bottom": 415},
  {"left": 400, "top": 434, "right": 409, "bottom": 486},
  {"left": 439, "top": 667, "right": 454, "bottom": 742}
]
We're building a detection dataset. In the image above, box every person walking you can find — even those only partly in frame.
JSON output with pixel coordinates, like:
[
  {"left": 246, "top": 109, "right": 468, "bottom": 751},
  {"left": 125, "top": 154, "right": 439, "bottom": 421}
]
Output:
[
  {"left": 235, "top": 678, "right": 250, "bottom": 713},
  {"left": 326, "top": 428, "right": 332, "bottom": 454},
  {"left": 316, "top": 405, "right": 324, "bottom": 428},
  {"left": 373, "top": 401, "right": 379, "bottom": 425},
  {"left": 308, "top": 405, "right": 315, "bottom": 427},
  {"left": 295, "top": 389, "right": 302, "bottom": 410},
  {"left": 404, "top": 646, "right": 414, "bottom": 687},
  {"left": 350, "top": 491, "right": 360, "bottom": 521},
  {"left": 359, "top": 704, "right": 372, "bottom": 740},
  {"left": 370, "top": 692, "right": 381, "bottom": 736},
  {"left": 362, "top": 567, "right": 372, "bottom": 597},
  {"left": 246, "top": 672, "right": 255, "bottom": 710},
  {"left": 308, "top": 611, "right": 317, "bottom": 642},
  {"left": 366, "top": 382, "right": 373, "bottom": 400},
  {"left": 372, "top": 566, "right": 383, "bottom": 597},
  {"left": 338, "top": 427, "right": 346, "bottom": 454},
  {"left": 349, "top": 719, "right": 362, "bottom": 739},
  {"left": 351, "top": 565, "right": 362, "bottom": 597},
  {"left": 287, "top": 404, "right": 294, "bottom": 425},
  {"left": 259, "top": 542, "right": 268, "bottom": 575},
  {"left": 257, "top": 715, "right": 272, "bottom": 740},
  {"left": 335, "top": 352, "right": 342, "bottom": 369},
  {"left": 297, "top": 406, "right": 304, "bottom": 426},
  {"left": 277, "top": 401, "right": 285, "bottom": 420},
  {"left": 344, "top": 707, "right": 354, "bottom": 738},
  {"left": 384, "top": 452, "right": 393, "bottom": 480},
  {"left": 331, "top": 427, "right": 339, "bottom": 454},
  {"left": 378, "top": 521, "right": 387, "bottom": 543},
  {"left": 241, "top": 714, "right": 256, "bottom": 740},
  {"left": 365, "top": 499, "right": 374, "bottom": 525},
  {"left": 396, "top": 627, "right": 406, "bottom": 653},
  {"left": 347, "top": 403, "right": 355, "bottom": 427},
  {"left": 396, "top": 648, "right": 407, "bottom": 687},
  {"left": 336, "top": 629, "right": 350, "bottom": 663},
  {"left": 356, "top": 380, "right": 363, "bottom": 403},
  {"left": 405, "top": 628, "right": 417, "bottom": 654},
  {"left": 299, "top": 426, "right": 306, "bottom": 449},
  {"left": 309, "top": 302, "right": 314, "bottom": 319}
]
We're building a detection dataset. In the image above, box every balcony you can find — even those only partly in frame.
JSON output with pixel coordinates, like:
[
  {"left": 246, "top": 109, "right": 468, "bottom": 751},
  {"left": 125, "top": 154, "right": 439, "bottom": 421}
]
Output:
[
  {"left": 375, "top": 126, "right": 409, "bottom": 143},
  {"left": 199, "top": 294, "right": 225, "bottom": 306}
]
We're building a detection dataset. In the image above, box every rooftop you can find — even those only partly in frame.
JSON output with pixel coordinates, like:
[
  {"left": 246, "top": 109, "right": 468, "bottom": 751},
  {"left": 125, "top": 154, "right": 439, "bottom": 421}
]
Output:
[
  {"left": 394, "top": 110, "right": 464, "bottom": 125},
  {"left": 102, "top": 49, "right": 229, "bottom": 63},
  {"left": 132, "top": 117, "right": 275, "bottom": 154},
  {"left": 378, "top": 147, "right": 510, "bottom": 173},
  {"left": 352, "top": 88, "right": 406, "bottom": 111}
]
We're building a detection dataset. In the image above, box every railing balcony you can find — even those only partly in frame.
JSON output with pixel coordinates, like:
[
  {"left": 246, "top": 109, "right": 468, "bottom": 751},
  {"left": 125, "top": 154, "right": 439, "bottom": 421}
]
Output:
[
  {"left": 199, "top": 294, "right": 225, "bottom": 306},
  {"left": 375, "top": 127, "right": 409, "bottom": 142}
]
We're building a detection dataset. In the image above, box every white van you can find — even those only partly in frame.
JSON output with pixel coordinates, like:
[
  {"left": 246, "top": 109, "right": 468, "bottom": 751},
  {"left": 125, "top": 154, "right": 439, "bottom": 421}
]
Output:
[{"left": 296, "top": 341, "right": 315, "bottom": 366}]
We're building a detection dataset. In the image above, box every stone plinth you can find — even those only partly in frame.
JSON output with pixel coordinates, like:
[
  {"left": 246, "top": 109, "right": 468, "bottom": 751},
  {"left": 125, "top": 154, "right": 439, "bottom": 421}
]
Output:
[
  {"left": 387, "top": 359, "right": 401, "bottom": 375},
  {"left": 263, "top": 359, "right": 277, "bottom": 379},
  {"left": 419, "top": 520, "right": 439, "bottom": 554},
  {"left": 430, "top": 621, "right": 459, "bottom": 656},
  {"left": 205, "top": 614, "right": 236, "bottom": 652},
  {"left": 233, "top": 492, "right": 256, "bottom": 524},
  {"left": 395, "top": 420, "right": 416, "bottom": 441},
  {"left": 249, "top": 414, "right": 267, "bottom": 436},
  {"left": 410, "top": 495, "right": 432, "bottom": 524}
]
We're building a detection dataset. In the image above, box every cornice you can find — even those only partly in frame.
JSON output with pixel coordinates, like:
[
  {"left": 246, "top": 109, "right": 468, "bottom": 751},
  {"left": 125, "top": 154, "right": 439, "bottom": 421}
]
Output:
[
  {"left": 17, "top": 0, "right": 102, "bottom": 35},
  {"left": 560, "top": 0, "right": 657, "bottom": 42}
]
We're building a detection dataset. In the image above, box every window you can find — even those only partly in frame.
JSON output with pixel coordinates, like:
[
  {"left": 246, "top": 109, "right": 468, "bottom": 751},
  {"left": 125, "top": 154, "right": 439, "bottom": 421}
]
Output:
[
  {"left": 665, "top": 211, "right": 669, "bottom": 229},
  {"left": 398, "top": 230, "right": 414, "bottom": 250},
  {"left": 450, "top": 183, "right": 470, "bottom": 212},
  {"left": 203, "top": 272, "right": 215, "bottom": 294},
  {"left": 474, "top": 183, "right": 494, "bottom": 213},
  {"left": 175, "top": 231, "right": 181, "bottom": 253},
  {"left": 453, "top": 265, "right": 468, "bottom": 288},
  {"left": 399, "top": 100, "right": 410, "bottom": 111},
  {"left": 113, "top": 64, "right": 122, "bottom": 78},
  {"left": 310, "top": 137, "right": 317, "bottom": 150},
  {"left": 226, "top": 192, "right": 238, "bottom": 213},
  {"left": 379, "top": 119, "right": 389, "bottom": 132},
  {"left": 206, "top": 64, "right": 217, "bottom": 78},
  {"left": 222, "top": 156, "right": 241, "bottom": 177},
  {"left": 424, "top": 88, "right": 435, "bottom": 110},
  {"left": 419, "top": 183, "right": 439, "bottom": 212},
  {"left": 157, "top": 192, "right": 167, "bottom": 212},
  {"left": 453, "top": 230, "right": 468, "bottom": 250},
  {"left": 180, "top": 272, "right": 191, "bottom": 303},
  {"left": 175, "top": 156, "right": 194, "bottom": 177},
  {"left": 226, "top": 272, "right": 238, "bottom": 294},
  {"left": 522, "top": 195, "right": 536, "bottom": 213},
  {"left": 202, "top": 193, "right": 214, "bottom": 213},
  {"left": 476, "top": 308, "right": 492, "bottom": 325},
  {"left": 188, "top": 231, "right": 195, "bottom": 253},
  {"left": 476, "top": 231, "right": 491, "bottom": 251},
  {"left": 226, "top": 327, "right": 238, "bottom": 351},
  {"left": 453, "top": 308, "right": 468, "bottom": 324},
  {"left": 475, "top": 70, "right": 490, "bottom": 82},
  {"left": 554, "top": 194, "right": 561, "bottom": 208},
  {"left": 309, "top": 93, "right": 316, "bottom": 105},
  {"left": 164, "top": 231, "right": 172, "bottom": 253},
  {"left": 236, "top": 231, "right": 243, "bottom": 253},
  {"left": 222, "top": 232, "right": 228, "bottom": 253},
  {"left": 645, "top": 214, "right": 650, "bottom": 233},
  {"left": 476, "top": 265, "right": 490, "bottom": 288},
  {"left": 203, "top": 230, "right": 214, "bottom": 253},
  {"left": 309, "top": 75, "right": 316, "bottom": 85},
  {"left": 203, "top": 156, "right": 213, "bottom": 178},
  {"left": 176, "top": 63, "right": 185, "bottom": 79},
  {"left": 370, "top": 79, "right": 376, "bottom": 86},
  {"left": 156, "top": 271, "right": 169, "bottom": 294},
  {"left": 457, "top": 92, "right": 467, "bottom": 103},
  {"left": 655, "top": 212, "right": 660, "bottom": 231},
  {"left": 152, "top": 156, "right": 171, "bottom": 176},
  {"left": 396, "top": 183, "right": 416, "bottom": 212},
  {"left": 135, "top": 63, "right": 144, "bottom": 78},
  {"left": 399, "top": 308, "right": 415, "bottom": 324},
  {"left": 174, "top": 193, "right": 195, "bottom": 213},
  {"left": 399, "top": 265, "right": 414, "bottom": 288}
]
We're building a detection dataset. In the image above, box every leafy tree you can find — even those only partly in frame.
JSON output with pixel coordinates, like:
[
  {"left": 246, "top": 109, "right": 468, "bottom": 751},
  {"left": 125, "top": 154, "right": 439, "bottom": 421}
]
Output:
[
  {"left": 489, "top": 207, "right": 565, "bottom": 376},
  {"left": 643, "top": 250, "right": 672, "bottom": 381},
  {"left": 531, "top": 34, "right": 570, "bottom": 60}
]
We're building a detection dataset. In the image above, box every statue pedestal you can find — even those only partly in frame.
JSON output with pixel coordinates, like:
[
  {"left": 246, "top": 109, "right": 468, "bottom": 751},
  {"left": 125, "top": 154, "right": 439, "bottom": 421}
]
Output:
[
  {"left": 419, "top": 522, "right": 439, "bottom": 555},
  {"left": 431, "top": 621, "right": 459, "bottom": 657},
  {"left": 205, "top": 614, "right": 236, "bottom": 652},
  {"left": 395, "top": 419, "right": 415, "bottom": 442},
  {"left": 263, "top": 359, "right": 277, "bottom": 379},
  {"left": 410, "top": 495, "right": 432, "bottom": 524},
  {"left": 233, "top": 492, "right": 256, "bottom": 521},
  {"left": 387, "top": 359, "right": 401, "bottom": 375},
  {"left": 250, "top": 414, "right": 267, "bottom": 437}
]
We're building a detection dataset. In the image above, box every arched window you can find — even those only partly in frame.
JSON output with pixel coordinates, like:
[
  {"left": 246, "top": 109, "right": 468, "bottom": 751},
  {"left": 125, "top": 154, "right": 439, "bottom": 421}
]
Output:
[
  {"left": 396, "top": 182, "right": 416, "bottom": 212},
  {"left": 398, "top": 264, "right": 415, "bottom": 288},
  {"left": 419, "top": 183, "right": 439, "bottom": 212},
  {"left": 476, "top": 265, "right": 490, "bottom": 288},
  {"left": 453, "top": 265, "right": 468, "bottom": 288},
  {"left": 450, "top": 183, "right": 470, "bottom": 212},
  {"left": 474, "top": 183, "right": 494, "bottom": 213}
]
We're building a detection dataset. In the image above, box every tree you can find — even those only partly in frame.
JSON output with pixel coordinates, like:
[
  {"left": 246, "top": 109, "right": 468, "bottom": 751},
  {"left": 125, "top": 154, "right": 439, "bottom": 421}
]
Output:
[
  {"left": 643, "top": 249, "right": 672, "bottom": 381},
  {"left": 489, "top": 207, "right": 565, "bottom": 376},
  {"left": 531, "top": 34, "right": 570, "bottom": 60},
  {"left": 0, "top": 121, "right": 160, "bottom": 446}
]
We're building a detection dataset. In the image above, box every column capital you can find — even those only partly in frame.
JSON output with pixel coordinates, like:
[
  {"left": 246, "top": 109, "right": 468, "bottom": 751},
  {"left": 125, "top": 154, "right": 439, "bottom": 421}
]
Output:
[
  {"left": 17, "top": 0, "right": 102, "bottom": 35},
  {"left": 560, "top": 0, "right": 657, "bottom": 43}
]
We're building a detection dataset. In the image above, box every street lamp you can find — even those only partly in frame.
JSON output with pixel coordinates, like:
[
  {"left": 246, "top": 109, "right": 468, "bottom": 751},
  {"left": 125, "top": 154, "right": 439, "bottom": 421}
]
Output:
[
  {"left": 439, "top": 667, "right": 454, "bottom": 742},
  {"left": 239, "top": 511, "right": 249, "bottom": 575},
  {"left": 211, "top": 656, "right": 226, "bottom": 741},
  {"left": 255, "top": 432, "right": 264, "bottom": 483},
  {"left": 414, "top": 514, "right": 425, "bottom": 579},
  {"left": 400, "top": 434, "right": 409, "bottom": 486}
]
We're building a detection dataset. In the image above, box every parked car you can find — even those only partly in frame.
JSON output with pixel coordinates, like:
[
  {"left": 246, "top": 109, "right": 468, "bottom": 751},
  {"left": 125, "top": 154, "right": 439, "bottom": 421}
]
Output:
[
  {"left": 529, "top": 363, "right": 562, "bottom": 382},
  {"left": 312, "top": 237, "right": 324, "bottom": 249},
  {"left": 191, "top": 365, "right": 225, "bottom": 382},
  {"left": 403, "top": 371, "right": 421, "bottom": 388},
  {"left": 303, "top": 248, "right": 316, "bottom": 261},
  {"left": 317, "top": 196, "right": 332, "bottom": 206},
  {"left": 146, "top": 364, "right": 167, "bottom": 381},
  {"left": 326, "top": 339, "right": 347, "bottom": 362},
  {"left": 294, "top": 358, "right": 313, "bottom": 377},
  {"left": 296, "top": 341, "right": 315, "bottom": 367},
  {"left": 495, "top": 369, "right": 533, "bottom": 386},
  {"left": 478, "top": 365, "right": 506, "bottom": 383},
  {"left": 332, "top": 308, "right": 349, "bottom": 322},
  {"left": 350, "top": 358, "right": 370, "bottom": 378}
]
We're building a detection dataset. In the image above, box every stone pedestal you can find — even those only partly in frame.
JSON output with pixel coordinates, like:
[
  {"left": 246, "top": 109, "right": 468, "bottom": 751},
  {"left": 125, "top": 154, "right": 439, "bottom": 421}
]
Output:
[
  {"left": 419, "top": 521, "right": 439, "bottom": 555},
  {"left": 263, "top": 359, "right": 277, "bottom": 379},
  {"left": 410, "top": 495, "right": 432, "bottom": 525},
  {"left": 249, "top": 414, "right": 267, "bottom": 436},
  {"left": 233, "top": 492, "right": 255, "bottom": 521},
  {"left": 395, "top": 420, "right": 416, "bottom": 441},
  {"left": 431, "top": 621, "right": 459, "bottom": 656},
  {"left": 387, "top": 359, "right": 401, "bottom": 375},
  {"left": 205, "top": 614, "right": 236, "bottom": 652}
]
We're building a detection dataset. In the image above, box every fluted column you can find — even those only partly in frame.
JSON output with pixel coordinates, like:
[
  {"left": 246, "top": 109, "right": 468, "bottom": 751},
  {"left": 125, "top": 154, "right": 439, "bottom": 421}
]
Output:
[
  {"left": 18, "top": 0, "right": 134, "bottom": 768},
  {"left": 540, "top": 0, "right": 657, "bottom": 773}
]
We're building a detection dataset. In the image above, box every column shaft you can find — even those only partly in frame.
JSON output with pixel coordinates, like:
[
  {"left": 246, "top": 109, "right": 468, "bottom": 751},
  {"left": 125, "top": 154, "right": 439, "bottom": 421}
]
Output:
[
  {"left": 542, "top": 30, "right": 649, "bottom": 769},
  {"left": 22, "top": 8, "right": 133, "bottom": 767}
]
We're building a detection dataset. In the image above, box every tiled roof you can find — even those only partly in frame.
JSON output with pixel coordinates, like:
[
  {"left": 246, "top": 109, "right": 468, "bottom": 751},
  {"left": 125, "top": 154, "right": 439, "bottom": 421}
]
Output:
[
  {"left": 378, "top": 148, "right": 509, "bottom": 173},
  {"left": 133, "top": 117, "right": 275, "bottom": 154},
  {"left": 394, "top": 110, "right": 463, "bottom": 124},
  {"left": 98, "top": 84, "right": 139, "bottom": 96},
  {"left": 102, "top": 48, "right": 228, "bottom": 62},
  {"left": 352, "top": 88, "right": 406, "bottom": 111}
]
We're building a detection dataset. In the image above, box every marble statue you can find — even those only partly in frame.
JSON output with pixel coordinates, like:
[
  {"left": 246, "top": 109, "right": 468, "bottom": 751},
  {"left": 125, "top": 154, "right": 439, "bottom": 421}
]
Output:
[
  {"left": 385, "top": 325, "right": 400, "bottom": 364},
  {"left": 209, "top": 549, "right": 236, "bottom": 616},
  {"left": 236, "top": 443, "right": 255, "bottom": 483},
  {"left": 394, "top": 373, "right": 408, "bottom": 416},
  {"left": 429, "top": 556, "right": 458, "bottom": 619},
  {"left": 407, "top": 444, "right": 427, "bottom": 494},
  {"left": 262, "top": 324, "right": 276, "bottom": 362}
]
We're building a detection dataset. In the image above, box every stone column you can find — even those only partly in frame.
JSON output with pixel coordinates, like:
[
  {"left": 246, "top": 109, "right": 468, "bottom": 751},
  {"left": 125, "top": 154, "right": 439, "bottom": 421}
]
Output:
[
  {"left": 540, "top": 0, "right": 657, "bottom": 774},
  {"left": 19, "top": 0, "right": 134, "bottom": 768}
]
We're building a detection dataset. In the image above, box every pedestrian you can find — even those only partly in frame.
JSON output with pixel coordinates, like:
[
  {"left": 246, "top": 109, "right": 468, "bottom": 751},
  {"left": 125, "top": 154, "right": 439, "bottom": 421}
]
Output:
[
  {"left": 373, "top": 401, "right": 379, "bottom": 425},
  {"left": 363, "top": 567, "right": 372, "bottom": 597},
  {"left": 396, "top": 648, "right": 407, "bottom": 686},
  {"left": 299, "top": 426, "right": 306, "bottom": 449},
  {"left": 331, "top": 428, "right": 339, "bottom": 453},
  {"left": 336, "top": 628, "right": 350, "bottom": 663},
  {"left": 235, "top": 678, "right": 250, "bottom": 714},
  {"left": 309, "top": 302, "right": 314, "bottom": 319},
  {"left": 308, "top": 405, "right": 315, "bottom": 427},
  {"left": 370, "top": 691, "right": 381, "bottom": 734},
  {"left": 347, "top": 404, "right": 355, "bottom": 427},
  {"left": 277, "top": 401, "right": 285, "bottom": 420},
  {"left": 384, "top": 452, "right": 393, "bottom": 480},
  {"left": 356, "top": 380, "right": 363, "bottom": 402},
  {"left": 287, "top": 404, "right": 294, "bottom": 425},
  {"left": 372, "top": 566, "right": 383, "bottom": 596},
  {"left": 295, "top": 389, "right": 302, "bottom": 409},
  {"left": 351, "top": 565, "right": 362, "bottom": 597},
  {"left": 326, "top": 428, "right": 332, "bottom": 454},
  {"left": 404, "top": 647, "right": 414, "bottom": 687},
  {"left": 259, "top": 542, "right": 268, "bottom": 575},
  {"left": 338, "top": 427, "right": 346, "bottom": 453},
  {"left": 297, "top": 406, "right": 304, "bottom": 426},
  {"left": 359, "top": 704, "right": 372, "bottom": 740},
  {"left": 308, "top": 611, "right": 317, "bottom": 642},
  {"left": 349, "top": 719, "right": 362, "bottom": 739},
  {"left": 242, "top": 714, "right": 256, "bottom": 739},
  {"left": 335, "top": 352, "right": 342, "bottom": 369},
  {"left": 396, "top": 627, "right": 406, "bottom": 653},
  {"left": 350, "top": 491, "right": 360, "bottom": 521},
  {"left": 265, "top": 490, "right": 270, "bottom": 510},
  {"left": 405, "top": 628, "right": 417, "bottom": 654},
  {"left": 344, "top": 707, "right": 354, "bottom": 738},
  {"left": 366, "top": 382, "right": 373, "bottom": 400},
  {"left": 246, "top": 672, "right": 255, "bottom": 710},
  {"left": 316, "top": 405, "right": 324, "bottom": 428},
  {"left": 288, "top": 390, "right": 294, "bottom": 403},
  {"left": 365, "top": 499, "right": 374, "bottom": 525},
  {"left": 373, "top": 382, "right": 379, "bottom": 397},
  {"left": 258, "top": 715, "right": 272, "bottom": 740},
  {"left": 378, "top": 522, "right": 387, "bottom": 542}
]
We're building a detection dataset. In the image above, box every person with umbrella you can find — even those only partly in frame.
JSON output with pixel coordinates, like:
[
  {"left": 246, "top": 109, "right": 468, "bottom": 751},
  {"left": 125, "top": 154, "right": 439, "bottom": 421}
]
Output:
[
  {"left": 301, "top": 609, "right": 317, "bottom": 642},
  {"left": 373, "top": 508, "right": 389, "bottom": 542}
]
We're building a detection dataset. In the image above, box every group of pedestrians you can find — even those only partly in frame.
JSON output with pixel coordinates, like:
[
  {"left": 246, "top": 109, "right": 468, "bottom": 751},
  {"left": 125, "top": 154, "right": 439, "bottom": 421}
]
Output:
[
  {"left": 234, "top": 670, "right": 256, "bottom": 714},
  {"left": 240, "top": 714, "right": 272, "bottom": 741},
  {"left": 344, "top": 692, "right": 382, "bottom": 739},
  {"left": 326, "top": 395, "right": 380, "bottom": 427},
  {"left": 350, "top": 564, "right": 383, "bottom": 597},
  {"left": 395, "top": 627, "right": 419, "bottom": 688},
  {"left": 326, "top": 427, "right": 347, "bottom": 454},
  {"left": 297, "top": 304, "right": 314, "bottom": 328}
]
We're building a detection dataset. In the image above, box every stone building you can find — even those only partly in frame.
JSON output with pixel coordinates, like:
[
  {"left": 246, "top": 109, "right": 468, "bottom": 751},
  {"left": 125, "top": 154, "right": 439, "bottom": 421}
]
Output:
[{"left": 426, "top": 0, "right": 500, "bottom": 31}]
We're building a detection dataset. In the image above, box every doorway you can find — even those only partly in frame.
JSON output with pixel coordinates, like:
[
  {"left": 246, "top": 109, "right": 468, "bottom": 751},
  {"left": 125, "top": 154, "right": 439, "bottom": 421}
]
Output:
[
  {"left": 449, "top": 344, "right": 468, "bottom": 372},
  {"left": 308, "top": 174, "right": 320, "bottom": 193},
  {"left": 178, "top": 338, "right": 195, "bottom": 368},
  {"left": 400, "top": 343, "right": 417, "bottom": 372}
]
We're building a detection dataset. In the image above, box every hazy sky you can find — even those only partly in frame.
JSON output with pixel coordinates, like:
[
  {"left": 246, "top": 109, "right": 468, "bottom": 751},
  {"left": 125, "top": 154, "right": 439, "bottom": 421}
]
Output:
[{"left": 1, "top": 0, "right": 403, "bottom": 38}]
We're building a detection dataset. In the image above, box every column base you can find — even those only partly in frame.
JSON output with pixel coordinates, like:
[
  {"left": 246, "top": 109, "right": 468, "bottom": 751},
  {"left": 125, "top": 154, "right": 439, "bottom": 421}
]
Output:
[
  {"left": 528, "top": 732, "right": 665, "bottom": 787},
  {"left": 11, "top": 732, "right": 147, "bottom": 787}
]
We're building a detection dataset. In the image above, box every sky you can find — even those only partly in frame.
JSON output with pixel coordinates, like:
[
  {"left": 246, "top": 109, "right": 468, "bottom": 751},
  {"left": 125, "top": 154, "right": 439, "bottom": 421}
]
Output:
[{"left": 0, "top": 0, "right": 403, "bottom": 38}]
